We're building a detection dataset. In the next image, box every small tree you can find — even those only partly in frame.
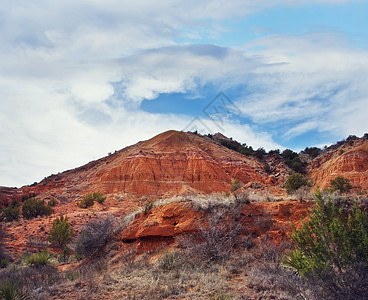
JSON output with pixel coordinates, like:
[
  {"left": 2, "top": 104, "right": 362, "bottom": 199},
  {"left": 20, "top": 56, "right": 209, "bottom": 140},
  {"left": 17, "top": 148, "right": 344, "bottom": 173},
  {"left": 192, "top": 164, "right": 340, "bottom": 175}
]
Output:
[
  {"left": 330, "top": 176, "right": 353, "bottom": 194},
  {"left": 1, "top": 200, "right": 20, "bottom": 222},
  {"left": 48, "top": 215, "right": 73, "bottom": 248},
  {"left": 284, "top": 173, "right": 309, "bottom": 194},
  {"left": 283, "top": 188, "right": 368, "bottom": 298},
  {"left": 22, "top": 198, "right": 52, "bottom": 219}
]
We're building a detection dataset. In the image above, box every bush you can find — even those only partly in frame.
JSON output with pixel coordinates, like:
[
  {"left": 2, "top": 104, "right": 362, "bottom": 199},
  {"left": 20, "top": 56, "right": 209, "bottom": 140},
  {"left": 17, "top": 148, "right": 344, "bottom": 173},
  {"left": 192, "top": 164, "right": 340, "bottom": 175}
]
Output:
[
  {"left": 48, "top": 215, "right": 73, "bottom": 248},
  {"left": 92, "top": 192, "right": 106, "bottom": 204},
  {"left": 78, "top": 194, "right": 94, "bottom": 209},
  {"left": 2, "top": 204, "right": 20, "bottom": 222},
  {"left": 21, "top": 193, "right": 37, "bottom": 202},
  {"left": 144, "top": 201, "right": 154, "bottom": 214},
  {"left": 158, "top": 251, "right": 179, "bottom": 271},
  {"left": 47, "top": 198, "right": 57, "bottom": 207},
  {"left": 22, "top": 198, "right": 52, "bottom": 219},
  {"left": 24, "top": 251, "right": 52, "bottom": 268},
  {"left": 178, "top": 207, "right": 242, "bottom": 263},
  {"left": 0, "top": 280, "right": 28, "bottom": 300},
  {"left": 282, "top": 150, "right": 306, "bottom": 173},
  {"left": 284, "top": 173, "right": 309, "bottom": 194},
  {"left": 283, "top": 188, "right": 368, "bottom": 298},
  {"left": 330, "top": 176, "right": 353, "bottom": 194},
  {"left": 75, "top": 215, "right": 116, "bottom": 258},
  {"left": 77, "top": 192, "right": 106, "bottom": 208}
]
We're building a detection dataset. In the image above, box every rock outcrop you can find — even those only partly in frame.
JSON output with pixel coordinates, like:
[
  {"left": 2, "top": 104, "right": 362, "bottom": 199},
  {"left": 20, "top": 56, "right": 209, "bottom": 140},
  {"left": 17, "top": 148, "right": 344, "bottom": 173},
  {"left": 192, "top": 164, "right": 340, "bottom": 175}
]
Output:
[
  {"left": 310, "top": 142, "right": 368, "bottom": 191},
  {"left": 121, "top": 200, "right": 313, "bottom": 253}
]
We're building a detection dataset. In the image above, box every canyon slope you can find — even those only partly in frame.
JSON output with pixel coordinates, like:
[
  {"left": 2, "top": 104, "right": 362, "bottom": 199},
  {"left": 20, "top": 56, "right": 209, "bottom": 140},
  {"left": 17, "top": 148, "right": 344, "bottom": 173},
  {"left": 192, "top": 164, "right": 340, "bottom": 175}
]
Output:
[{"left": 309, "top": 139, "right": 368, "bottom": 191}]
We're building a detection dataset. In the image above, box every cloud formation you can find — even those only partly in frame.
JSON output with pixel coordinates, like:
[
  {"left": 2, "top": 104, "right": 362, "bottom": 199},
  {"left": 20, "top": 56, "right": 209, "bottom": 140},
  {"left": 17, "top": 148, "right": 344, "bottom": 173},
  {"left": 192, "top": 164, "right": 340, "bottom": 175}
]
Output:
[{"left": 0, "top": 0, "right": 367, "bottom": 186}]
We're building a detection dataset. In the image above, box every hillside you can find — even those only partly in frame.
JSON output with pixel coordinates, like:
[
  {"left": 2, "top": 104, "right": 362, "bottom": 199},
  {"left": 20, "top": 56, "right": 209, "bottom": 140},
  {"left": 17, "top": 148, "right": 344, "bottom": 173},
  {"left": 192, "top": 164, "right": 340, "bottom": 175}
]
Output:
[{"left": 1, "top": 130, "right": 368, "bottom": 299}]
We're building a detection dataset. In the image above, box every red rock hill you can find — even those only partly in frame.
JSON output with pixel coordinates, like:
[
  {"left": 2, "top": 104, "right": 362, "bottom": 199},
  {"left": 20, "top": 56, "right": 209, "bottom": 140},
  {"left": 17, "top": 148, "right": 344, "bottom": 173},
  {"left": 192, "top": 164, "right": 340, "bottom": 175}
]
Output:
[{"left": 10, "top": 130, "right": 275, "bottom": 202}]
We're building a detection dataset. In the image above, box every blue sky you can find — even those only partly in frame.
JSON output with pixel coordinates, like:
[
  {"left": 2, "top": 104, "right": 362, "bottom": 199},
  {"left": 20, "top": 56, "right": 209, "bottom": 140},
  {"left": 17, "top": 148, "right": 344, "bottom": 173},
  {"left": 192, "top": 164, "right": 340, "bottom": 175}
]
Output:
[{"left": 0, "top": 0, "right": 368, "bottom": 187}]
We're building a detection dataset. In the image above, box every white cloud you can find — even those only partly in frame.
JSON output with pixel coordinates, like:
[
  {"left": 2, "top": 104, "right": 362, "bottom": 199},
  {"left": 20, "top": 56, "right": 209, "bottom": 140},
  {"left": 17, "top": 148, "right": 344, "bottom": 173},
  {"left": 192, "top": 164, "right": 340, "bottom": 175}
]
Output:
[{"left": 0, "top": 0, "right": 367, "bottom": 186}]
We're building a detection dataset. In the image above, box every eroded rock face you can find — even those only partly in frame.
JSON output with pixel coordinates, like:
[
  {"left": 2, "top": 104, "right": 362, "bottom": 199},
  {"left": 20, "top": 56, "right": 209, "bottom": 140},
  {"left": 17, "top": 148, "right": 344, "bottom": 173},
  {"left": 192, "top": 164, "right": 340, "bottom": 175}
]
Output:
[
  {"left": 94, "top": 131, "right": 268, "bottom": 196},
  {"left": 121, "top": 200, "right": 313, "bottom": 253},
  {"left": 310, "top": 142, "right": 368, "bottom": 191},
  {"left": 0, "top": 187, "right": 20, "bottom": 207},
  {"left": 2, "top": 130, "right": 274, "bottom": 203}
]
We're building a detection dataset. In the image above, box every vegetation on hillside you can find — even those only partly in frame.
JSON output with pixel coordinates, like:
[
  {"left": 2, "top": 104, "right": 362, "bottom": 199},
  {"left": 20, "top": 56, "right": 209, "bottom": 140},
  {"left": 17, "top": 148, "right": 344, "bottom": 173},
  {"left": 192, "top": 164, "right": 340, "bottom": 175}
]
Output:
[
  {"left": 330, "top": 176, "right": 353, "bottom": 194},
  {"left": 283, "top": 188, "right": 368, "bottom": 299}
]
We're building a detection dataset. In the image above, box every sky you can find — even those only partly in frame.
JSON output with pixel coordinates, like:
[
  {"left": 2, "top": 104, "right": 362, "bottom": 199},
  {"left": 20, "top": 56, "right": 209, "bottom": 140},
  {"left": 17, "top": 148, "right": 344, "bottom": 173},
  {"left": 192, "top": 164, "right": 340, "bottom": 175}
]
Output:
[{"left": 1, "top": 0, "right": 368, "bottom": 187}]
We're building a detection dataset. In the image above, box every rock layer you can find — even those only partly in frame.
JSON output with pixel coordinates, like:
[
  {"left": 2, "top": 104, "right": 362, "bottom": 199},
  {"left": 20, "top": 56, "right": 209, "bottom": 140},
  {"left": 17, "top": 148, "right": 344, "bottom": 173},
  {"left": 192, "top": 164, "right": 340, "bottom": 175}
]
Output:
[
  {"left": 4, "top": 130, "right": 275, "bottom": 203},
  {"left": 310, "top": 142, "right": 368, "bottom": 191}
]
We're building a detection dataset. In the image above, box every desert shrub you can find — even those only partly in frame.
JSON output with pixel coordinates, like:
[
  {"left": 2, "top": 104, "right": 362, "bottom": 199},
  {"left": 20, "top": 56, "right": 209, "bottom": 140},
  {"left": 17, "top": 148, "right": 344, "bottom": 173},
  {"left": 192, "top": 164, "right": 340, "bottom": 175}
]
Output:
[
  {"left": 212, "top": 292, "right": 232, "bottom": 300},
  {"left": 24, "top": 251, "right": 52, "bottom": 268},
  {"left": 78, "top": 194, "right": 94, "bottom": 208},
  {"left": 0, "top": 259, "right": 9, "bottom": 269},
  {"left": 65, "top": 270, "right": 80, "bottom": 282},
  {"left": 92, "top": 192, "right": 106, "bottom": 204},
  {"left": 330, "top": 176, "right": 353, "bottom": 194},
  {"left": 178, "top": 207, "right": 242, "bottom": 263},
  {"left": 78, "top": 192, "right": 106, "bottom": 209},
  {"left": 293, "top": 185, "right": 312, "bottom": 202},
  {"left": 21, "top": 193, "right": 37, "bottom": 202},
  {"left": 0, "top": 265, "right": 61, "bottom": 299},
  {"left": 47, "top": 198, "right": 57, "bottom": 207},
  {"left": 75, "top": 215, "right": 116, "bottom": 258},
  {"left": 1, "top": 204, "right": 20, "bottom": 222},
  {"left": 57, "top": 246, "right": 71, "bottom": 263},
  {"left": 230, "top": 179, "right": 250, "bottom": 205},
  {"left": 283, "top": 188, "right": 368, "bottom": 299},
  {"left": 254, "top": 211, "right": 274, "bottom": 233},
  {"left": 48, "top": 215, "right": 73, "bottom": 248},
  {"left": 0, "top": 280, "right": 28, "bottom": 300},
  {"left": 22, "top": 198, "right": 52, "bottom": 219},
  {"left": 158, "top": 251, "right": 179, "bottom": 271},
  {"left": 144, "top": 201, "right": 154, "bottom": 214},
  {"left": 284, "top": 173, "right": 309, "bottom": 194}
]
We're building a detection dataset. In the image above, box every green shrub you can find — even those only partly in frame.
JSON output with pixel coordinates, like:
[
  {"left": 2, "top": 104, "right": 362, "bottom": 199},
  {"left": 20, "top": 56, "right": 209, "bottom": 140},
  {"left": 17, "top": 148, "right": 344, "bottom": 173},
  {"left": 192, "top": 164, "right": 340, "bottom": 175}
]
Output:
[
  {"left": 144, "top": 201, "right": 154, "bottom": 214},
  {"left": 22, "top": 198, "right": 52, "bottom": 219},
  {"left": 330, "top": 176, "right": 353, "bottom": 194},
  {"left": 58, "top": 246, "right": 71, "bottom": 263},
  {"left": 21, "top": 193, "right": 37, "bottom": 202},
  {"left": 24, "top": 251, "right": 52, "bottom": 268},
  {"left": 65, "top": 270, "right": 79, "bottom": 282},
  {"left": 78, "top": 192, "right": 106, "bottom": 209},
  {"left": 92, "top": 192, "right": 106, "bottom": 204},
  {"left": 2, "top": 205, "right": 20, "bottom": 222},
  {"left": 47, "top": 198, "right": 57, "bottom": 207},
  {"left": 0, "top": 259, "right": 9, "bottom": 268},
  {"left": 48, "top": 215, "right": 73, "bottom": 248},
  {"left": 159, "top": 251, "right": 179, "bottom": 271},
  {"left": 284, "top": 173, "right": 309, "bottom": 194},
  {"left": 283, "top": 188, "right": 368, "bottom": 298},
  {"left": 0, "top": 280, "right": 28, "bottom": 300},
  {"left": 302, "top": 146, "right": 321, "bottom": 158}
]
